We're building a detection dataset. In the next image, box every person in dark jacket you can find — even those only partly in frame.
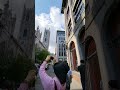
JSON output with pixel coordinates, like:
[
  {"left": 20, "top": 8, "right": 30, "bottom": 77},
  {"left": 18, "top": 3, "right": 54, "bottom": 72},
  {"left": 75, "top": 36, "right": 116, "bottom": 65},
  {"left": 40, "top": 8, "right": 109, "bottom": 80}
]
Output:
[{"left": 78, "top": 60, "right": 85, "bottom": 90}]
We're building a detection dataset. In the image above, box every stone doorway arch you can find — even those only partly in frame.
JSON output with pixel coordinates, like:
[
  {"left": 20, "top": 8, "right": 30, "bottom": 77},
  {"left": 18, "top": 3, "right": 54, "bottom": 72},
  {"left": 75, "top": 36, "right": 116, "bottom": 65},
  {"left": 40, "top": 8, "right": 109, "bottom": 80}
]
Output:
[{"left": 85, "top": 37, "right": 102, "bottom": 90}]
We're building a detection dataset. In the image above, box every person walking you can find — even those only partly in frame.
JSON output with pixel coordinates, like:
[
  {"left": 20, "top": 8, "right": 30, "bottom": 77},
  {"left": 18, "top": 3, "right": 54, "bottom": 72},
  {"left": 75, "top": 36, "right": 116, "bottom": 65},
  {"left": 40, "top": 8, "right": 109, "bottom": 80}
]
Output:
[
  {"left": 78, "top": 60, "right": 85, "bottom": 90},
  {"left": 66, "top": 69, "right": 72, "bottom": 90},
  {"left": 18, "top": 70, "right": 36, "bottom": 90}
]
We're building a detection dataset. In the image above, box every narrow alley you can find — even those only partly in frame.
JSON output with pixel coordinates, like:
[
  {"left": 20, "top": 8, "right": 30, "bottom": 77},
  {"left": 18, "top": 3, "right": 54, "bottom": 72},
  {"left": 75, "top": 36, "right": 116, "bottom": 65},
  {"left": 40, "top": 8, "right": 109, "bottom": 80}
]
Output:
[{"left": 35, "top": 64, "right": 82, "bottom": 90}]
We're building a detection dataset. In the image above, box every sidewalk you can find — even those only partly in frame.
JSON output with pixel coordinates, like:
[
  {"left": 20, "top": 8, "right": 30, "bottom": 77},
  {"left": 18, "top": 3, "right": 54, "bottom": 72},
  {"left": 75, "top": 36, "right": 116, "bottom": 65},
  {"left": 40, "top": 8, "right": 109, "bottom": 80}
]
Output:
[
  {"left": 71, "top": 71, "right": 83, "bottom": 90},
  {"left": 70, "top": 78, "right": 82, "bottom": 90},
  {"left": 35, "top": 74, "right": 43, "bottom": 90}
]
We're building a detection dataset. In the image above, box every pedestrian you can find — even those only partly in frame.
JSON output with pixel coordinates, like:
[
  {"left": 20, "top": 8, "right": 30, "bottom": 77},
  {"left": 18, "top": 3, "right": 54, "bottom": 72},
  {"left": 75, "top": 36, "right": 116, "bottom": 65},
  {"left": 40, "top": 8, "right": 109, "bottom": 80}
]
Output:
[
  {"left": 66, "top": 69, "right": 72, "bottom": 90},
  {"left": 39, "top": 55, "right": 69, "bottom": 90},
  {"left": 78, "top": 60, "right": 85, "bottom": 90},
  {"left": 17, "top": 70, "right": 36, "bottom": 90}
]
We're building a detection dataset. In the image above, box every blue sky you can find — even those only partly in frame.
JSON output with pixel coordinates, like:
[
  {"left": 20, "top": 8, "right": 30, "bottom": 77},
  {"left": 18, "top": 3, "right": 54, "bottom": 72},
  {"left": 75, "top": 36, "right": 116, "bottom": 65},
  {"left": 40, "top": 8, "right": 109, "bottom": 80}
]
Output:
[
  {"left": 35, "top": 0, "right": 64, "bottom": 53},
  {"left": 35, "top": 0, "right": 62, "bottom": 15}
]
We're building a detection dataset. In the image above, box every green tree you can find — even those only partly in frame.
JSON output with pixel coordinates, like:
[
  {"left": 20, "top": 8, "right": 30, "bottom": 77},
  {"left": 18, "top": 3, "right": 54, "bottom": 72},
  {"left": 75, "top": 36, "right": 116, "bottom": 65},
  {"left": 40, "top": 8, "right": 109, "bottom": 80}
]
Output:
[
  {"left": 35, "top": 49, "right": 50, "bottom": 63},
  {"left": 8, "top": 55, "right": 37, "bottom": 83}
]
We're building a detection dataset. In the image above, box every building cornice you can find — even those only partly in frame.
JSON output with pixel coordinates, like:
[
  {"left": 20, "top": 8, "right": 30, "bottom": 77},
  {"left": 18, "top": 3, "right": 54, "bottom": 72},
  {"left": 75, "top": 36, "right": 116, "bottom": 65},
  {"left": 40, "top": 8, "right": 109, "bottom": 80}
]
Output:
[{"left": 61, "top": 0, "right": 68, "bottom": 13}]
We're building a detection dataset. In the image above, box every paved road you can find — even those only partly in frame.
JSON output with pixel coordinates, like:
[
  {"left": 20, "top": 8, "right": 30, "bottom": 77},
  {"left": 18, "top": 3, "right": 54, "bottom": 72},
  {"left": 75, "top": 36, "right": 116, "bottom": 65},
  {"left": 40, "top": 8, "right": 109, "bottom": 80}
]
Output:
[{"left": 70, "top": 78, "right": 82, "bottom": 90}]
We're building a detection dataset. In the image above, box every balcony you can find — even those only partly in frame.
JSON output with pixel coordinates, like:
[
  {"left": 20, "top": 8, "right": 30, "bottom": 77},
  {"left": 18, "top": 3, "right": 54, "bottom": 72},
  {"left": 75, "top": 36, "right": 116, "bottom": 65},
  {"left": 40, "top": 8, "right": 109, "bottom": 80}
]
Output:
[
  {"left": 67, "top": 19, "right": 72, "bottom": 37},
  {"left": 74, "top": 1, "right": 85, "bottom": 23},
  {"left": 73, "top": 0, "right": 82, "bottom": 12}
]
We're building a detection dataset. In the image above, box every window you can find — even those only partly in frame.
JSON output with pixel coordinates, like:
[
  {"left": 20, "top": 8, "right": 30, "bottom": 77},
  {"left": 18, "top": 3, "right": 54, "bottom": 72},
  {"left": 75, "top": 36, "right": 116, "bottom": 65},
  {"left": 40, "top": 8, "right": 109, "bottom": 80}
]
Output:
[
  {"left": 73, "top": 0, "right": 84, "bottom": 23},
  {"left": 67, "top": 7, "right": 69, "bottom": 15},
  {"left": 45, "top": 38, "right": 46, "bottom": 41},
  {"left": 59, "top": 51, "right": 61, "bottom": 56},
  {"left": 59, "top": 44, "right": 61, "bottom": 49},
  {"left": 65, "top": 58, "right": 67, "bottom": 61},
  {"left": 64, "top": 50, "right": 66, "bottom": 56},
  {"left": 26, "top": 13, "right": 29, "bottom": 21},
  {"left": 61, "top": 51, "right": 63, "bottom": 56},
  {"left": 66, "top": 7, "right": 70, "bottom": 20},
  {"left": 58, "top": 58, "right": 63, "bottom": 61},
  {"left": 23, "top": 29, "right": 27, "bottom": 37},
  {"left": 59, "top": 47, "right": 61, "bottom": 53},
  {"left": 68, "top": 19, "right": 72, "bottom": 36}
]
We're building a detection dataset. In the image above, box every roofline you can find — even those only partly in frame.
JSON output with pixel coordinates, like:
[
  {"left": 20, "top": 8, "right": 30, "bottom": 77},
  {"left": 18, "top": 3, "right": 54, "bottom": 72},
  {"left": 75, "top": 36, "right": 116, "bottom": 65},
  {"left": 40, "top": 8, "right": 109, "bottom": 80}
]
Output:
[
  {"left": 57, "top": 30, "right": 65, "bottom": 32},
  {"left": 39, "top": 41, "right": 46, "bottom": 49},
  {"left": 61, "top": 0, "right": 68, "bottom": 13}
]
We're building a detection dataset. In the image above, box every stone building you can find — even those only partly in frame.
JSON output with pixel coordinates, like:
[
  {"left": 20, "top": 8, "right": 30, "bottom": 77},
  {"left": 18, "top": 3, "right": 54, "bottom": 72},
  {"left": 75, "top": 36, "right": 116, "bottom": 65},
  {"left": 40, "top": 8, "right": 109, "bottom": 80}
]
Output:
[
  {"left": 0, "top": 0, "right": 17, "bottom": 60},
  {"left": 85, "top": 0, "right": 120, "bottom": 90},
  {"left": 62, "top": 0, "right": 120, "bottom": 90},
  {"left": 56, "top": 30, "right": 67, "bottom": 62},
  {"left": 61, "top": 0, "right": 85, "bottom": 88},
  {"left": 35, "top": 26, "right": 46, "bottom": 51},
  {"left": 19, "top": 0, "right": 35, "bottom": 59},
  {"left": 61, "top": 0, "right": 85, "bottom": 70},
  {"left": 35, "top": 26, "right": 42, "bottom": 42},
  {"left": 0, "top": 0, "right": 35, "bottom": 60},
  {"left": 42, "top": 28, "right": 50, "bottom": 50}
]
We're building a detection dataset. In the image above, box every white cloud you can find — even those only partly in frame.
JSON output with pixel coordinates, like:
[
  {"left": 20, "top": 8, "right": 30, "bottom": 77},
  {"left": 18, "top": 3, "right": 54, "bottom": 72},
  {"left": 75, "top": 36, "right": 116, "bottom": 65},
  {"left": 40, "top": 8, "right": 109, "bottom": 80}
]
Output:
[{"left": 35, "top": 6, "right": 65, "bottom": 54}]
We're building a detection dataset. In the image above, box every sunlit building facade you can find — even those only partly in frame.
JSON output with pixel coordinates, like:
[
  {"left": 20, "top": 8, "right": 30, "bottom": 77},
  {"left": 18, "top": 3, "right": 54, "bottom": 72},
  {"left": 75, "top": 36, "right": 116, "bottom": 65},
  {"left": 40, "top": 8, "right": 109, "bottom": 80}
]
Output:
[
  {"left": 61, "top": 0, "right": 85, "bottom": 70},
  {"left": 56, "top": 31, "right": 67, "bottom": 62}
]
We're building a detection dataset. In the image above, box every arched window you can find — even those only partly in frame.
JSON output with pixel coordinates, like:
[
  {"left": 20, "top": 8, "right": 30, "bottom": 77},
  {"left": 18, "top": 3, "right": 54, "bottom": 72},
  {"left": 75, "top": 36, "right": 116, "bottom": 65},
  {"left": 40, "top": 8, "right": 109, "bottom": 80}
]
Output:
[
  {"left": 78, "top": 26, "right": 85, "bottom": 60},
  {"left": 23, "top": 29, "right": 27, "bottom": 37}
]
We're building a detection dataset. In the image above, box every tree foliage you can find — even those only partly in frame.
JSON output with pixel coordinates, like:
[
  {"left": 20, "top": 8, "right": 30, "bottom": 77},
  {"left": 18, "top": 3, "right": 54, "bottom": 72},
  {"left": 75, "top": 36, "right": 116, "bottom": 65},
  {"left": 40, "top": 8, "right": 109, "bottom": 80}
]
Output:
[
  {"left": 0, "top": 54, "right": 36, "bottom": 84},
  {"left": 35, "top": 49, "right": 50, "bottom": 63},
  {"left": 8, "top": 55, "right": 36, "bottom": 83}
]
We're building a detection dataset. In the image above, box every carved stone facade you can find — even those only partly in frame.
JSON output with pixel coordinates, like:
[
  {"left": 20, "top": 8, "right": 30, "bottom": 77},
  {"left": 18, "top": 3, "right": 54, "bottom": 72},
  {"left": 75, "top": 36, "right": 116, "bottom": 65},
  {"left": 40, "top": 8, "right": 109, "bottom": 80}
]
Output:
[
  {"left": 35, "top": 26, "right": 46, "bottom": 51},
  {"left": 0, "top": 1, "right": 17, "bottom": 59},
  {"left": 42, "top": 28, "right": 50, "bottom": 50},
  {"left": 19, "top": 4, "right": 35, "bottom": 59},
  {"left": 0, "top": 0, "right": 35, "bottom": 61}
]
